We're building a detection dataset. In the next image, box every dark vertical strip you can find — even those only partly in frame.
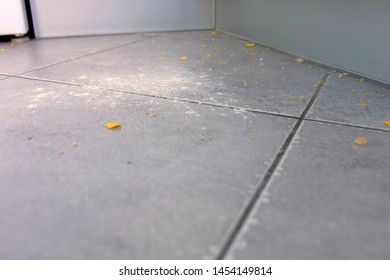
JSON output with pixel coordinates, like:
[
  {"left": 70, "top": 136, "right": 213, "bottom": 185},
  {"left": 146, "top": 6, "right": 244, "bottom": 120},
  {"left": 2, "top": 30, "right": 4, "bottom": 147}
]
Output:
[{"left": 24, "top": 0, "right": 35, "bottom": 38}]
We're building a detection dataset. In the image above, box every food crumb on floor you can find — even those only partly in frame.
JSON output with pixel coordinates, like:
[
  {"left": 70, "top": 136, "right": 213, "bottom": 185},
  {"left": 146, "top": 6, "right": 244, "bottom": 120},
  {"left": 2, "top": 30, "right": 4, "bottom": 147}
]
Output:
[
  {"left": 145, "top": 112, "right": 157, "bottom": 117},
  {"left": 337, "top": 73, "right": 348, "bottom": 78},
  {"left": 383, "top": 120, "right": 390, "bottom": 127},
  {"left": 105, "top": 122, "right": 121, "bottom": 129},
  {"left": 181, "top": 56, "right": 188, "bottom": 61},
  {"left": 246, "top": 43, "right": 255, "bottom": 48},
  {"left": 354, "top": 136, "right": 368, "bottom": 146},
  {"left": 295, "top": 58, "right": 305, "bottom": 64}
]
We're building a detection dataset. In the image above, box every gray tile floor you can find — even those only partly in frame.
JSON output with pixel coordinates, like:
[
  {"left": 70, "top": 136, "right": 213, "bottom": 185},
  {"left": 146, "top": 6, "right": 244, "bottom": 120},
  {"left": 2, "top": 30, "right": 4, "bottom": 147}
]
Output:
[{"left": 0, "top": 31, "right": 389, "bottom": 259}]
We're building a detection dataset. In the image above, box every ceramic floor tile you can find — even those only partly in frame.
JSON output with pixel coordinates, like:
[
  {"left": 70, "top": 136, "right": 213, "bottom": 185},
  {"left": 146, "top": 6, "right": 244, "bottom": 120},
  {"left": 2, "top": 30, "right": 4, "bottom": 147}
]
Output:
[
  {"left": 0, "top": 34, "right": 145, "bottom": 75},
  {"left": 23, "top": 33, "right": 326, "bottom": 117},
  {"left": 230, "top": 121, "right": 390, "bottom": 259},
  {"left": 308, "top": 73, "right": 390, "bottom": 130},
  {"left": 0, "top": 77, "right": 295, "bottom": 259},
  {"left": 147, "top": 30, "right": 242, "bottom": 41}
]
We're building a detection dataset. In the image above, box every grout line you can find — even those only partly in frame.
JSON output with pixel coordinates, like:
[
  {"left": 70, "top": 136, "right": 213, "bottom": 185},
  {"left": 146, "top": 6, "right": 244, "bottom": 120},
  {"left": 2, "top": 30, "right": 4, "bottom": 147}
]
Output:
[
  {"left": 216, "top": 72, "right": 330, "bottom": 260},
  {"left": 14, "top": 75, "right": 299, "bottom": 120},
  {"left": 13, "top": 36, "right": 152, "bottom": 76},
  {"left": 305, "top": 118, "right": 390, "bottom": 133},
  {"left": 102, "top": 87, "right": 299, "bottom": 119},
  {"left": 11, "top": 73, "right": 388, "bottom": 133},
  {"left": 14, "top": 75, "right": 86, "bottom": 87}
]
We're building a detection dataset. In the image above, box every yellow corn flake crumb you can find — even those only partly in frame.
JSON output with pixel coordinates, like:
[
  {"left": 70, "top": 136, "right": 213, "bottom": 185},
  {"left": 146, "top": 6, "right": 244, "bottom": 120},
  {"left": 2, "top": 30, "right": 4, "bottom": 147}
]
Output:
[
  {"left": 160, "top": 56, "right": 166, "bottom": 61},
  {"left": 0, "top": 48, "right": 6, "bottom": 52},
  {"left": 181, "top": 56, "right": 188, "bottom": 61},
  {"left": 360, "top": 103, "right": 367, "bottom": 107},
  {"left": 246, "top": 43, "right": 255, "bottom": 48},
  {"left": 105, "top": 122, "right": 121, "bottom": 129},
  {"left": 250, "top": 136, "right": 256, "bottom": 141},
  {"left": 295, "top": 58, "right": 305, "bottom": 64},
  {"left": 211, "top": 31, "right": 218, "bottom": 36},
  {"left": 354, "top": 136, "right": 368, "bottom": 146},
  {"left": 383, "top": 120, "right": 390, "bottom": 127}
]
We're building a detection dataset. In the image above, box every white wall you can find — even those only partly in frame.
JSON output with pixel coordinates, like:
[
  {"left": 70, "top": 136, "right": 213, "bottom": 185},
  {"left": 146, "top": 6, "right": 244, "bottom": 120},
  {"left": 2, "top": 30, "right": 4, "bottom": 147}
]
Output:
[
  {"left": 216, "top": 0, "right": 390, "bottom": 86},
  {"left": 30, "top": 0, "right": 215, "bottom": 38}
]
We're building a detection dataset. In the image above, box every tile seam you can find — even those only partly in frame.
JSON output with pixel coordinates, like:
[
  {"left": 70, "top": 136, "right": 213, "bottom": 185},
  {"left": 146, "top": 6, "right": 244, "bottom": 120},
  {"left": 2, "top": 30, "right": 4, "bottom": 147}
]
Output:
[
  {"left": 11, "top": 36, "right": 152, "bottom": 76},
  {"left": 12, "top": 75, "right": 300, "bottom": 120},
  {"left": 215, "top": 72, "right": 330, "bottom": 260},
  {"left": 305, "top": 118, "right": 390, "bottom": 133}
]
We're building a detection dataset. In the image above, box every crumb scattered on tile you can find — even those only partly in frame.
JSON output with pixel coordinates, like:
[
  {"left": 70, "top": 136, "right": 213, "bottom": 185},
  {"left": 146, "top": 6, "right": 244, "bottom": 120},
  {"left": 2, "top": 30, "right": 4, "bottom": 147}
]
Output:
[
  {"left": 383, "top": 120, "right": 390, "bottom": 127},
  {"left": 295, "top": 58, "right": 305, "bottom": 64},
  {"left": 246, "top": 43, "right": 255, "bottom": 48},
  {"left": 105, "top": 122, "right": 121, "bottom": 129},
  {"left": 288, "top": 96, "right": 296, "bottom": 104},
  {"left": 354, "top": 136, "right": 368, "bottom": 146},
  {"left": 181, "top": 56, "right": 188, "bottom": 61},
  {"left": 145, "top": 112, "right": 158, "bottom": 117},
  {"left": 337, "top": 73, "right": 348, "bottom": 78}
]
